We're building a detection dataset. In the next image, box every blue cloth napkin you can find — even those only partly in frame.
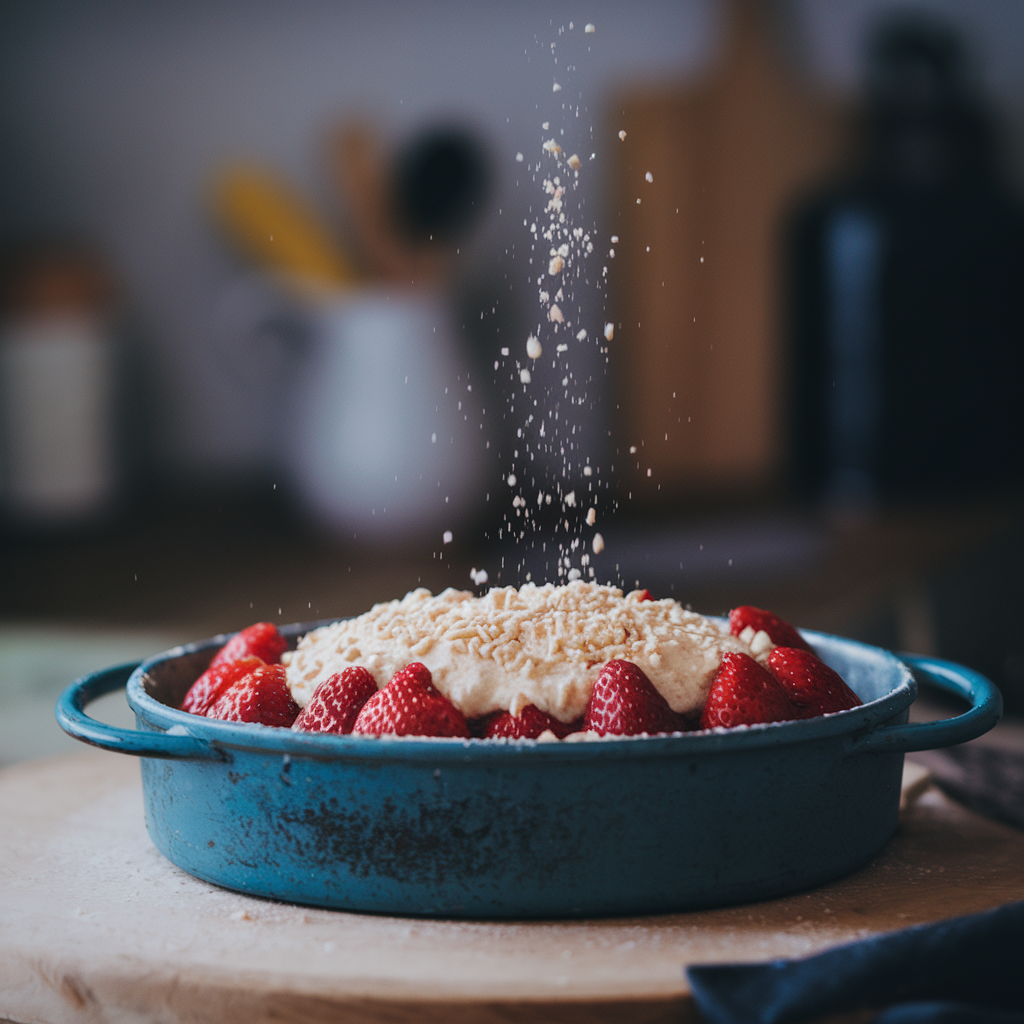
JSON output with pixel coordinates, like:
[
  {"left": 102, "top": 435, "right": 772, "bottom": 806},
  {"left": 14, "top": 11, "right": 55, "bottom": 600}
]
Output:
[{"left": 686, "top": 900, "right": 1024, "bottom": 1024}]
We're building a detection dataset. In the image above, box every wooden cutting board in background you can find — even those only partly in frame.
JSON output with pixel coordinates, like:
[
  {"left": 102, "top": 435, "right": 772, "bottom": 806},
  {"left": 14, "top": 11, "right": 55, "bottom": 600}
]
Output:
[{"left": 609, "top": 0, "right": 852, "bottom": 502}]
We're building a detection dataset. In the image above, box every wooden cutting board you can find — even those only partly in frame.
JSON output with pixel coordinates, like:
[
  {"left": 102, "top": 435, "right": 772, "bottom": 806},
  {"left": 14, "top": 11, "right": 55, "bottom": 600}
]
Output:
[
  {"left": 2, "top": 750, "right": 1023, "bottom": 1024},
  {"left": 608, "top": 0, "right": 852, "bottom": 499}
]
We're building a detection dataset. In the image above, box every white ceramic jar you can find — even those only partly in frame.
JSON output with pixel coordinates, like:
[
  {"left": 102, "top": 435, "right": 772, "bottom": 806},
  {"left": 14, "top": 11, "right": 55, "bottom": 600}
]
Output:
[{"left": 286, "top": 290, "right": 488, "bottom": 541}]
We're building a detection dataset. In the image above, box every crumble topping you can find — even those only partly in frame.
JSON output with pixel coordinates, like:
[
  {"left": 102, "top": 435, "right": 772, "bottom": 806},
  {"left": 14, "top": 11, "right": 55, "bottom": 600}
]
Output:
[{"left": 286, "top": 582, "right": 755, "bottom": 722}]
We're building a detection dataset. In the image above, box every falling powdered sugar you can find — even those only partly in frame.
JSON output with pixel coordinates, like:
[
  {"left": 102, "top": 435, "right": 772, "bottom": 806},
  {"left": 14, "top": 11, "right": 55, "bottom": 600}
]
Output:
[{"left": 488, "top": 21, "right": 620, "bottom": 586}]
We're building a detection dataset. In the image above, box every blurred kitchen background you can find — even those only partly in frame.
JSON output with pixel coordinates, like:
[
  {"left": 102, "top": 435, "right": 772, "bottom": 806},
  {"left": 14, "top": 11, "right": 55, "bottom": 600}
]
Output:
[{"left": 1, "top": 0, "right": 1022, "bottom": 764}]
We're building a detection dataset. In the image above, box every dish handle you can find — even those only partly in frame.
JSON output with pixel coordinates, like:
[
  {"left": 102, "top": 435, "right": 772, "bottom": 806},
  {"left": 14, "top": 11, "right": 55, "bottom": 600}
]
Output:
[
  {"left": 56, "top": 663, "right": 228, "bottom": 761},
  {"left": 849, "top": 655, "right": 1002, "bottom": 755}
]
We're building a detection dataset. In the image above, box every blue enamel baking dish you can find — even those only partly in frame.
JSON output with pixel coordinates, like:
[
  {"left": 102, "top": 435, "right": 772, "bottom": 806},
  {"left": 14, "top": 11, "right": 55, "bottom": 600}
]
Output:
[{"left": 56, "top": 621, "right": 1000, "bottom": 918}]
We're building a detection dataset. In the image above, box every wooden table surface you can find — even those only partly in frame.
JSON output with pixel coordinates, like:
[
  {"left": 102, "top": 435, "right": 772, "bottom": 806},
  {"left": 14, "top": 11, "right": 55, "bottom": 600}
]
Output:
[{"left": 2, "top": 750, "right": 1023, "bottom": 1024}]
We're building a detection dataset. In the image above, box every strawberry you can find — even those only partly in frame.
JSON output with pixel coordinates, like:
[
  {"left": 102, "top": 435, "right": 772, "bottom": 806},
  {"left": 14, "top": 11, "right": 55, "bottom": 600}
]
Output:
[
  {"left": 208, "top": 664, "right": 300, "bottom": 727},
  {"left": 351, "top": 663, "right": 470, "bottom": 738},
  {"left": 700, "top": 652, "right": 798, "bottom": 730},
  {"left": 209, "top": 622, "right": 287, "bottom": 670},
  {"left": 484, "top": 704, "right": 580, "bottom": 740},
  {"left": 181, "top": 655, "right": 264, "bottom": 716},
  {"left": 636, "top": 589, "right": 653, "bottom": 601},
  {"left": 293, "top": 667, "right": 378, "bottom": 734},
  {"left": 767, "top": 647, "right": 862, "bottom": 717},
  {"left": 584, "top": 660, "right": 681, "bottom": 736},
  {"left": 728, "top": 605, "right": 814, "bottom": 654}
]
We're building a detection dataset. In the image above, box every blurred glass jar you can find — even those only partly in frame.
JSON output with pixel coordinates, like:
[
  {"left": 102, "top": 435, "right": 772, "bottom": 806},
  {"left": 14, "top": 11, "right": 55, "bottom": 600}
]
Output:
[{"left": 0, "top": 246, "right": 121, "bottom": 526}]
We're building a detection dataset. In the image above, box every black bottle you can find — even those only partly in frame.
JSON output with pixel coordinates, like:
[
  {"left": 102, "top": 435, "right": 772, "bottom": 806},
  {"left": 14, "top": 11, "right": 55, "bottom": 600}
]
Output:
[{"left": 789, "top": 16, "right": 1024, "bottom": 503}]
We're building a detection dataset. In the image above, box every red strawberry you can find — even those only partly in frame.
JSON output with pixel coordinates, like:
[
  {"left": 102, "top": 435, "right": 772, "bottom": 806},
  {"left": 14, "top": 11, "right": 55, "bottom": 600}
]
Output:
[
  {"left": 181, "top": 655, "right": 264, "bottom": 716},
  {"left": 208, "top": 664, "right": 300, "bottom": 727},
  {"left": 767, "top": 647, "right": 862, "bottom": 717},
  {"left": 484, "top": 704, "right": 580, "bottom": 740},
  {"left": 352, "top": 663, "right": 470, "bottom": 738},
  {"left": 700, "top": 652, "right": 798, "bottom": 730},
  {"left": 584, "top": 660, "right": 681, "bottom": 736},
  {"left": 209, "top": 622, "right": 287, "bottom": 669},
  {"left": 728, "top": 605, "right": 814, "bottom": 654},
  {"left": 293, "top": 667, "right": 378, "bottom": 734},
  {"left": 636, "top": 589, "right": 653, "bottom": 601}
]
